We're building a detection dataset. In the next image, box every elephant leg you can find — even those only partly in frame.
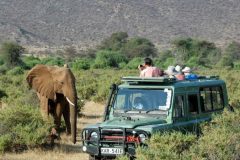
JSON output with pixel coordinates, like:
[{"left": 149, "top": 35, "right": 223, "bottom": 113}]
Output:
[
  {"left": 63, "top": 103, "right": 71, "bottom": 135},
  {"left": 54, "top": 101, "right": 63, "bottom": 132}
]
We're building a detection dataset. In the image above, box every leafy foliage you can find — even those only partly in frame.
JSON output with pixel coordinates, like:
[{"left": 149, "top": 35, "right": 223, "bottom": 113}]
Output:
[
  {"left": 93, "top": 50, "right": 127, "bottom": 68},
  {"left": 22, "top": 56, "right": 41, "bottom": 69},
  {"left": 122, "top": 37, "right": 157, "bottom": 58},
  {"left": 172, "top": 38, "right": 221, "bottom": 67},
  {"left": 0, "top": 42, "right": 25, "bottom": 68},
  {"left": 99, "top": 32, "right": 128, "bottom": 51},
  {"left": 41, "top": 57, "right": 65, "bottom": 66},
  {"left": 0, "top": 105, "right": 53, "bottom": 153},
  {"left": 71, "top": 58, "right": 92, "bottom": 70}
]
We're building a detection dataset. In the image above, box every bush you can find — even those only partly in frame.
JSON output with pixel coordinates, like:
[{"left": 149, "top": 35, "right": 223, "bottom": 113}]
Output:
[
  {"left": 122, "top": 37, "right": 157, "bottom": 58},
  {"left": 185, "top": 109, "right": 240, "bottom": 159},
  {"left": 93, "top": 50, "right": 127, "bottom": 68},
  {"left": 124, "top": 57, "right": 142, "bottom": 69},
  {"left": 99, "top": 32, "right": 128, "bottom": 51},
  {"left": 22, "top": 56, "right": 41, "bottom": 69},
  {"left": 0, "top": 134, "right": 11, "bottom": 153},
  {"left": 217, "top": 56, "right": 234, "bottom": 68},
  {"left": 0, "top": 105, "right": 53, "bottom": 153},
  {"left": 0, "top": 58, "right": 4, "bottom": 65},
  {"left": 172, "top": 38, "right": 221, "bottom": 67},
  {"left": 0, "top": 64, "right": 8, "bottom": 75},
  {"left": 0, "top": 42, "right": 24, "bottom": 68},
  {"left": 71, "top": 58, "right": 92, "bottom": 70},
  {"left": 6, "top": 67, "right": 24, "bottom": 75},
  {"left": 41, "top": 57, "right": 65, "bottom": 66},
  {"left": 136, "top": 132, "right": 197, "bottom": 160}
]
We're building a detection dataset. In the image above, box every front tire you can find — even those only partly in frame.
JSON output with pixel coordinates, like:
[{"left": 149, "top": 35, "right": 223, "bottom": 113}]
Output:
[{"left": 89, "top": 155, "right": 101, "bottom": 160}]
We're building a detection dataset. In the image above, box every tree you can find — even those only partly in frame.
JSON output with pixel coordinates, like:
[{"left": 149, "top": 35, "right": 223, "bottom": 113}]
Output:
[
  {"left": 0, "top": 42, "right": 24, "bottom": 67},
  {"left": 224, "top": 41, "right": 240, "bottom": 60},
  {"left": 93, "top": 50, "right": 127, "bottom": 68},
  {"left": 172, "top": 38, "right": 221, "bottom": 67},
  {"left": 99, "top": 32, "right": 128, "bottom": 51},
  {"left": 122, "top": 37, "right": 157, "bottom": 58}
]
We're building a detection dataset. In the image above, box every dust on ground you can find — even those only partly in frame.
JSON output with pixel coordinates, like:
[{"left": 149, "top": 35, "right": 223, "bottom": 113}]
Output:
[{"left": 1, "top": 101, "right": 105, "bottom": 160}]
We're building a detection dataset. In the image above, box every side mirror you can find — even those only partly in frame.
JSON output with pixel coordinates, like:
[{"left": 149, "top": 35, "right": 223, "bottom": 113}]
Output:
[{"left": 110, "top": 84, "right": 117, "bottom": 91}]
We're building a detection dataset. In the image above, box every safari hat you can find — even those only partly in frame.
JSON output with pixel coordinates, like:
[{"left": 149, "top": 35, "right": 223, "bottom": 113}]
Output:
[
  {"left": 182, "top": 66, "right": 191, "bottom": 73},
  {"left": 165, "top": 66, "right": 177, "bottom": 75},
  {"left": 175, "top": 65, "right": 182, "bottom": 72}
]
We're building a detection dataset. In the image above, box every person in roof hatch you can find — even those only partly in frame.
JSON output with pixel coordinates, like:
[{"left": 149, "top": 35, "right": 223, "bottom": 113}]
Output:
[
  {"left": 182, "top": 66, "right": 198, "bottom": 80},
  {"left": 138, "top": 58, "right": 163, "bottom": 77},
  {"left": 175, "top": 65, "right": 185, "bottom": 80}
]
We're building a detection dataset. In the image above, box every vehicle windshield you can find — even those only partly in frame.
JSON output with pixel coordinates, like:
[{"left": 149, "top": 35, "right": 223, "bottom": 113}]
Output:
[{"left": 113, "top": 88, "right": 172, "bottom": 113}]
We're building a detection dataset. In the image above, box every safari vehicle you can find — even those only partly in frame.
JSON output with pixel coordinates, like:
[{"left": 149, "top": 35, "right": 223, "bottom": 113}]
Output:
[{"left": 82, "top": 76, "right": 229, "bottom": 160}]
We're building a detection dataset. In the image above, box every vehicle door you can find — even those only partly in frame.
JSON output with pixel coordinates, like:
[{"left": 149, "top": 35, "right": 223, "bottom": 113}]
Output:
[
  {"left": 172, "top": 94, "right": 189, "bottom": 133},
  {"left": 186, "top": 93, "right": 201, "bottom": 133}
]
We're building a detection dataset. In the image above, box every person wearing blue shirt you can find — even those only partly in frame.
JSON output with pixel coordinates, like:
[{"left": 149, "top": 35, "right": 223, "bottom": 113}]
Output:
[{"left": 182, "top": 67, "right": 198, "bottom": 80}]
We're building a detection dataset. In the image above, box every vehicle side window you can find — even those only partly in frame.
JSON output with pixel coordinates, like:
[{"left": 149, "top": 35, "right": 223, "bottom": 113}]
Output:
[
  {"left": 200, "top": 86, "right": 224, "bottom": 112},
  {"left": 188, "top": 94, "right": 199, "bottom": 114},
  {"left": 173, "top": 95, "right": 184, "bottom": 118}
]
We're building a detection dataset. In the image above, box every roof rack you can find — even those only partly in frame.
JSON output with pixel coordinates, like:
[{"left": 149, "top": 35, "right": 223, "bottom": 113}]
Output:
[
  {"left": 121, "top": 75, "right": 220, "bottom": 84},
  {"left": 121, "top": 76, "right": 176, "bottom": 84},
  {"left": 198, "top": 75, "right": 219, "bottom": 80}
]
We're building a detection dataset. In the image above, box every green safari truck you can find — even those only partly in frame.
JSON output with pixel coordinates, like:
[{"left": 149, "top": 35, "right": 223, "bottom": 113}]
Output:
[{"left": 82, "top": 76, "right": 229, "bottom": 160}]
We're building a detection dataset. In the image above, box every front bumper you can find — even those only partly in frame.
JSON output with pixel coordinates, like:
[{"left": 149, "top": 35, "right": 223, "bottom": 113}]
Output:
[{"left": 81, "top": 127, "right": 148, "bottom": 157}]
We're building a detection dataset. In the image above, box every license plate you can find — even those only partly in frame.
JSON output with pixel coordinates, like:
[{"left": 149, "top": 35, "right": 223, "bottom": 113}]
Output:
[{"left": 101, "top": 148, "right": 124, "bottom": 155}]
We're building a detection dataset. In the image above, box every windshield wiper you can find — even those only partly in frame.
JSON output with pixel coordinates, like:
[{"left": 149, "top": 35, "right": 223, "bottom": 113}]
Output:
[{"left": 146, "top": 108, "right": 166, "bottom": 113}]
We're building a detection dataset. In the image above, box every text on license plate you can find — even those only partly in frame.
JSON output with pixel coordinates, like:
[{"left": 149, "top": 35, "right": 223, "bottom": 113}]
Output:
[{"left": 101, "top": 148, "right": 123, "bottom": 155}]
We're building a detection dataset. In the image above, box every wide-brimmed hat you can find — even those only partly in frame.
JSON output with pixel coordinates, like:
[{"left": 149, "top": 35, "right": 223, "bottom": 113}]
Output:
[
  {"left": 182, "top": 66, "right": 191, "bottom": 73},
  {"left": 165, "top": 66, "right": 177, "bottom": 75},
  {"left": 175, "top": 65, "right": 182, "bottom": 72}
]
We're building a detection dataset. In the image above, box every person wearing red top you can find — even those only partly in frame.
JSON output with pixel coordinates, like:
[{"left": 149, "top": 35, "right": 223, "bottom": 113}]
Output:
[{"left": 139, "top": 58, "right": 163, "bottom": 78}]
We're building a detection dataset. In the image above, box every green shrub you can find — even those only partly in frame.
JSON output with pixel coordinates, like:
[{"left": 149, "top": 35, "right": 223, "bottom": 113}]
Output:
[
  {"left": 93, "top": 50, "right": 127, "bottom": 68},
  {"left": 122, "top": 37, "right": 157, "bottom": 58},
  {"left": 136, "top": 132, "right": 197, "bottom": 160},
  {"left": 71, "top": 58, "right": 92, "bottom": 70},
  {"left": 99, "top": 32, "right": 128, "bottom": 51},
  {"left": 217, "top": 56, "right": 234, "bottom": 68},
  {"left": 186, "top": 56, "right": 199, "bottom": 68},
  {"left": 22, "top": 56, "right": 41, "bottom": 69},
  {"left": 0, "top": 105, "right": 53, "bottom": 152},
  {"left": 162, "top": 57, "right": 176, "bottom": 68},
  {"left": 41, "top": 57, "right": 65, "bottom": 66},
  {"left": 0, "top": 58, "right": 4, "bottom": 65},
  {"left": 0, "top": 134, "right": 11, "bottom": 153},
  {"left": 0, "top": 64, "right": 8, "bottom": 75},
  {"left": 0, "top": 42, "right": 24, "bottom": 68},
  {"left": 124, "top": 57, "right": 142, "bottom": 69},
  {"left": 185, "top": 109, "right": 240, "bottom": 160},
  {"left": 6, "top": 66, "right": 24, "bottom": 75}
]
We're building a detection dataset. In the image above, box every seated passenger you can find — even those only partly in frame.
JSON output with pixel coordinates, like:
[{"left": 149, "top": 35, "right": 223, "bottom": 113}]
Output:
[
  {"left": 133, "top": 97, "right": 145, "bottom": 110},
  {"left": 182, "top": 67, "right": 198, "bottom": 80},
  {"left": 164, "top": 66, "right": 177, "bottom": 78},
  {"left": 175, "top": 65, "right": 185, "bottom": 80},
  {"left": 139, "top": 58, "right": 163, "bottom": 77}
]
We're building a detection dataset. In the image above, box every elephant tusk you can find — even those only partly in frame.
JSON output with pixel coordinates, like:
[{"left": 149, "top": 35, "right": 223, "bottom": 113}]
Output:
[{"left": 66, "top": 97, "right": 75, "bottom": 106}]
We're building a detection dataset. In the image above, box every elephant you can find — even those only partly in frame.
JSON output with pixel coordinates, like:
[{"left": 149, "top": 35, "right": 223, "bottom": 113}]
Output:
[{"left": 26, "top": 64, "right": 77, "bottom": 144}]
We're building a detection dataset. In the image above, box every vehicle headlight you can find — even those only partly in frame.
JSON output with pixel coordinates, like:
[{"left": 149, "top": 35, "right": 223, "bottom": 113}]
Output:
[
  {"left": 90, "top": 131, "right": 98, "bottom": 140},
  {"left": 139, "top": 133, "right": 147, "bottom": 142}
]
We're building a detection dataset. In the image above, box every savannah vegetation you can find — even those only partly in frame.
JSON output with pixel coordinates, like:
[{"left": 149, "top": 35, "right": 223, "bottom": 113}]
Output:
[{"left": 0, "top": 33, "right": 240, "bottom": 159}]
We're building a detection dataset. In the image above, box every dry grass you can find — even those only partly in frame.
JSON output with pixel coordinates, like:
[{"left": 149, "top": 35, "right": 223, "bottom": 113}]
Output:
[{"left": 1, "top": 101, "right": 105, "bottom": 160}]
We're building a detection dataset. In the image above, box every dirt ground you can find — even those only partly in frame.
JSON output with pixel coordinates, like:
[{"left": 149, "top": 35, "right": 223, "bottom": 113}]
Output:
[{"left": 0, "top": 101, "right": 105, "bottom": 160}]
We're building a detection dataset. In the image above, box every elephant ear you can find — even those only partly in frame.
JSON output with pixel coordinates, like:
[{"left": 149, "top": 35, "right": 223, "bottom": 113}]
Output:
[{"left": 26, "top": 64, "right": 55, "bottom": 100}]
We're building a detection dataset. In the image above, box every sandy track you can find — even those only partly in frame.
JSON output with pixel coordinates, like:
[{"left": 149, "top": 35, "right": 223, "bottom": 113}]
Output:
[{"left": 1, "top": 101, "right": 105, "bottom": 160}]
